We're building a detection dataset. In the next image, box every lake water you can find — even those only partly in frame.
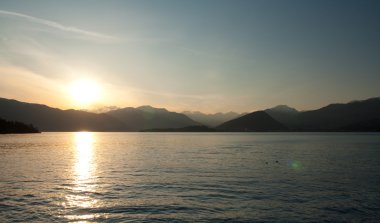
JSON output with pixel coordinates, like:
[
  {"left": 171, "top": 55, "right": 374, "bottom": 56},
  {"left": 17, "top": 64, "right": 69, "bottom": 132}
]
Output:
[{"left": 0, "top": 132, "right": 380, "bottom": 222}]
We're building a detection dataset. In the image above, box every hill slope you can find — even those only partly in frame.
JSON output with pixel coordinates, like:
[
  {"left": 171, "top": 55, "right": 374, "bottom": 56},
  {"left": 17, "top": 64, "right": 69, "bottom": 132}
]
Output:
[
  {"left": 294, "top": 97, "right": 380, "bottom": 131},
  {"left": 217, "top": 111, "right": 288, "bottom": 131}
]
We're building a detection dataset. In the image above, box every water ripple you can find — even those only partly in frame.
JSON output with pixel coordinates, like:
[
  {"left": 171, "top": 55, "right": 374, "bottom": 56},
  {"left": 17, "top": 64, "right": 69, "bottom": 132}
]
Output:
[{"left": 1, "top": 132, "right": 380, "bottom": 222}]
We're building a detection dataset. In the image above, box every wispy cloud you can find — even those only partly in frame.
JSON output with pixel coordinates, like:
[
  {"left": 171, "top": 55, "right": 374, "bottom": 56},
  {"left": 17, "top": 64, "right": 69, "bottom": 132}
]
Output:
[{"left": 0, "top": 10, "right": 117, "bottom": 42}]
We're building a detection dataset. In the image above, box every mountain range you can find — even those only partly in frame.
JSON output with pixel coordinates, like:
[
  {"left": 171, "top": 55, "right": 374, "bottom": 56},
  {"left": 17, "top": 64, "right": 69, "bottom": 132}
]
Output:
[
  {"left": 0, "top": 97, "right": 379, "bottom": 132},
  {"left": 0, "top": 98, "right": 198, "bottom": 131}
]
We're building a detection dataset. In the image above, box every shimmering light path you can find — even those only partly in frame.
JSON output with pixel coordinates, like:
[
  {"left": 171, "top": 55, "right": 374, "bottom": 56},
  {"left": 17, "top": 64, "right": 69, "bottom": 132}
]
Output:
[{"left": 64, "top": 132, "right": 98, "bottom": 221}]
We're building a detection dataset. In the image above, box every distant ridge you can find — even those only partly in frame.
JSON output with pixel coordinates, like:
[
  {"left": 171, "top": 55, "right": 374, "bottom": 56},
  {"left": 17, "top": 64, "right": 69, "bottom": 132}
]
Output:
[
  {"left": 267, "top": 105, "right": 298, "bottom": 113},
  {"left": 183, "top": 111, "right": 244, "bottom": 127},
  {"left": 265, "top": 105, "right": 299, "bottom": 127}
]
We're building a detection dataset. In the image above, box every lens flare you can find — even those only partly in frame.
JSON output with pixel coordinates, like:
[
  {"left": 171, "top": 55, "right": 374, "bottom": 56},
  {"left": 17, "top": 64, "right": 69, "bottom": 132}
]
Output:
[{"left": 288, "top": 160, "right": 302, "bottom": 170}]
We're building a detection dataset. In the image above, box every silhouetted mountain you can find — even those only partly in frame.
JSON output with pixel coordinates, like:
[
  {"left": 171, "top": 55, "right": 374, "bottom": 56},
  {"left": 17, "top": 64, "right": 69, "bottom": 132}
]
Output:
[
  {"left": 0, "top": 98, "right": 201, "bottom": 131},
  {"left": 0, "top": 98, "right": 128, "bottom": 131},
  {"left": 106, "top": 105, "right": 200, "bottom": 131},
  {"left": 183, "top": 111, "right": 244, "bottom": 127},
  {"left": 293, "top": 97, "right": 380, "bottom": 131},
  {"left": 0, "top": 117, "right": 40, "bottom": 134},
  {"left": 265, "top": 105, "right": 299, "bottom": 127},
  {"left": 217, "top": 111, "right": 288, "bottom": 131},
  {"left": 141, "top": 125, "right": 216, "bottom": 132}
]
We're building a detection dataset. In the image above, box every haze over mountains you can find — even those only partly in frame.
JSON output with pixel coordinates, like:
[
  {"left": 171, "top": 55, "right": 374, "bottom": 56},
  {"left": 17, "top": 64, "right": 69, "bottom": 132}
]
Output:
[
  {"left": 106, "top": 106, "right": 199, "bottom": 130},
  {"left": 183, "top": 111, "right": 244, "bottom": 127},
  {"left": 0, "top": 97, "right": 379, "bottom": 132},
  {"left": 265, "top": 105, "right": 299, "bottom": 127}
]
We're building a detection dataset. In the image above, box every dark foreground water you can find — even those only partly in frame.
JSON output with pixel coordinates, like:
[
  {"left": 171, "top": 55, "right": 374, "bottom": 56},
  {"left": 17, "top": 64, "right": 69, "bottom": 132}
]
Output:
[{"left": 1, "top": 133, "right": 380, "bottom": 222}]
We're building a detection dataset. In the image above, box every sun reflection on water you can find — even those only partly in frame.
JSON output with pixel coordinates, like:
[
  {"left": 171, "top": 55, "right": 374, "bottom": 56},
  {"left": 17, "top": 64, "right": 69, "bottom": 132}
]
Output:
[
  {"left": 75, "top": 132, "right": 94, "bottom": 181},
  {"left": 64, "top": 132, "right": 98, "bottom": 221}
]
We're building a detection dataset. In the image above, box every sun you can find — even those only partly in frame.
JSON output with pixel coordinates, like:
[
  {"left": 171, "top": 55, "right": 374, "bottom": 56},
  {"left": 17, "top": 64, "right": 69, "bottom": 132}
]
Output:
[{"left": 68, "top": 80, "right": 101, "bottom": 107}]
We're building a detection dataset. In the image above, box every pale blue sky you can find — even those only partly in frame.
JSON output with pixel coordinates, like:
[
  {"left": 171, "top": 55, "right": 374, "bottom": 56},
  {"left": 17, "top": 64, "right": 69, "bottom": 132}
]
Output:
[{"left": 0, "top": 0, "right": 379, "bottom": 113}]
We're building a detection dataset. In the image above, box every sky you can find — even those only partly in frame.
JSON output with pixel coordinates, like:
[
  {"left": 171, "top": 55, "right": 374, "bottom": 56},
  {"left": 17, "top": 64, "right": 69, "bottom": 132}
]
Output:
[{"left": 0, "top": 0, "right": 379, "bottom": 113}]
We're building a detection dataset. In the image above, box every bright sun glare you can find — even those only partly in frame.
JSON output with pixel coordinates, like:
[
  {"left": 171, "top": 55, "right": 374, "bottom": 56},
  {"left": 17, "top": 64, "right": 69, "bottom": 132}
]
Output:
[{"left": 69, "top": 80, "right": 101, "bottom": 106}]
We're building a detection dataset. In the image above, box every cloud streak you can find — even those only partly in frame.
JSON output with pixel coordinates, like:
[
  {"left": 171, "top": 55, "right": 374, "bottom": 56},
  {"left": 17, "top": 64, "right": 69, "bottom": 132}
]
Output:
[{"left": 0, "top": 10, "right": 117, "bottom": 42}]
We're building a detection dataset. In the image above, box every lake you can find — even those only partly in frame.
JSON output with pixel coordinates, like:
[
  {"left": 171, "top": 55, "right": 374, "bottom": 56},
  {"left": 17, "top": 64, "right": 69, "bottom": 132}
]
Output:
[{"left": 1, "top": 132, "right": 380, "bottom": 222}]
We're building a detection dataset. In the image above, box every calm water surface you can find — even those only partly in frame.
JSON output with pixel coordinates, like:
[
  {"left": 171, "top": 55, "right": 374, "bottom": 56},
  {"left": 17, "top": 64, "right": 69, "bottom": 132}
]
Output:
[{"left": 1, "top": 132, "right": 380, "bottom": 222}]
